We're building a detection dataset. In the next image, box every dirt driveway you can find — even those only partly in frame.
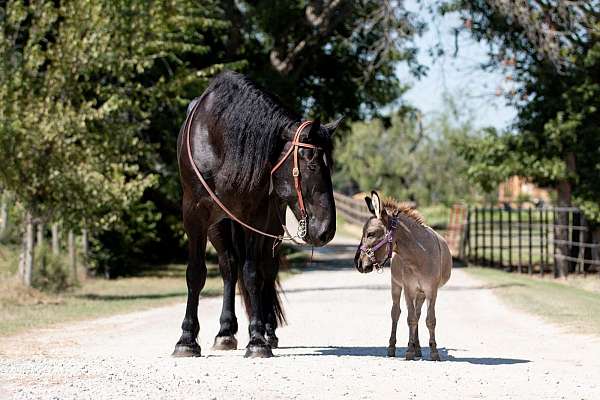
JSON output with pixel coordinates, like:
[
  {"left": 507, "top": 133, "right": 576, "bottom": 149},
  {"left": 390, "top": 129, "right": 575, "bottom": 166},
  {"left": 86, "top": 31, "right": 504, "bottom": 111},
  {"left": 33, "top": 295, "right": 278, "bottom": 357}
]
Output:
[{"left": 1, "top": 233, "right": 600, "bottom": 399}]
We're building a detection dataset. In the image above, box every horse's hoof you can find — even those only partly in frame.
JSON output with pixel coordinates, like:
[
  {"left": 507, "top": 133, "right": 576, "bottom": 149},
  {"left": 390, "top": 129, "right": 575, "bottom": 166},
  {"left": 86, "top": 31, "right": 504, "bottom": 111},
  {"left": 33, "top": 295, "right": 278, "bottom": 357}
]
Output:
[
  {"left": 387, "top": 347, "right": 396, "bottom": 357},
  {"left": 244, "top": 345, "right": 273, "bottom": 358},
  {"left": 415, "top": 347, "right": 422, "bottom": 358},
  {"left": 430, "top": 351, "right": 441, "bottom": 361},
  {"left": 172, "top": 342, "right": 202, "bottom": 357},
  {"left": 405, "top": 351, "right": 416, "bottom": 361},
  {"left": 266, "top": 336, "right": 279, "bottom": 349},
  {"left": 212, "top": 335, "right": 237, "bottom": 350}
]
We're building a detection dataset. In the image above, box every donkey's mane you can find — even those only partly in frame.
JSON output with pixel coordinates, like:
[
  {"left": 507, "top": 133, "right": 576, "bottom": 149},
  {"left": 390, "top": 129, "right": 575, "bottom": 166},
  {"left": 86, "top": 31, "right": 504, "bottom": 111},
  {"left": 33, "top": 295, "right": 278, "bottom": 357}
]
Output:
[
  {"left": 382, "top": 197, "right": 425, "bottom": 226},
  {"left": 203, "top": 71, "right": 308, "bottom": 193}
]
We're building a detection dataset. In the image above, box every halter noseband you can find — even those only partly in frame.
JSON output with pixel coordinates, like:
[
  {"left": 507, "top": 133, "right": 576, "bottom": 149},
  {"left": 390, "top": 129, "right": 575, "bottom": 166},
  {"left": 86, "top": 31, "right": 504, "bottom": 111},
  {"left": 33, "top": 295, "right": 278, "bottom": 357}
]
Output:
[
  {"left": 271, "top": 120, "right": 321, "bottom": 239},
  {"left": 360, "top": 217, "right": 398, "bottom": 273}
]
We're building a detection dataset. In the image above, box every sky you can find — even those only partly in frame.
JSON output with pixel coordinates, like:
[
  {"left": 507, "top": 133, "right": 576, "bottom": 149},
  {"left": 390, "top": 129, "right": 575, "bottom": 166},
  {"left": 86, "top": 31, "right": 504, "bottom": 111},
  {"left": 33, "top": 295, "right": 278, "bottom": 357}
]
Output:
[{"left": 396, "top": 1, "right": 518, "bottom": 130}]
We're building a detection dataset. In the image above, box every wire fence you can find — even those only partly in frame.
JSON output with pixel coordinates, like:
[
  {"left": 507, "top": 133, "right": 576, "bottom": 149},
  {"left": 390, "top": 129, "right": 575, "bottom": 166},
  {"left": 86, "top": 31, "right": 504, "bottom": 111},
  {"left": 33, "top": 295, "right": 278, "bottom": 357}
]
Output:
[{"left": 461, "top": 206, "right": 600, "bottom": 276}]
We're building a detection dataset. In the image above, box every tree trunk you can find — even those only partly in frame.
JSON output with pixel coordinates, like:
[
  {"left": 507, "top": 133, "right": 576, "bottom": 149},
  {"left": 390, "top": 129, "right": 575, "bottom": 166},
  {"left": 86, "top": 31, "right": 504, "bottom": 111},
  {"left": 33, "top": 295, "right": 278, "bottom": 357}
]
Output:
[
  {"left": 37, "top": 223, "right": 44, "bottom": 249},
  {"left": 81, "top": 228, "right": 90, "bottom": 276},
  {"left": 554, "top": 153, "right": 575, "bottom": 278},
  {"left": 0, "top": 190, "right": 8, "bottom": 240},
  {"left": 52, "top": 223, "right": 60, "bottom": 255},
  {"left": 20, "top": 212, "right": 35, "bottom": 287},
  {"left": 68, "top": 230, "right": 77, "bottom": 283}
]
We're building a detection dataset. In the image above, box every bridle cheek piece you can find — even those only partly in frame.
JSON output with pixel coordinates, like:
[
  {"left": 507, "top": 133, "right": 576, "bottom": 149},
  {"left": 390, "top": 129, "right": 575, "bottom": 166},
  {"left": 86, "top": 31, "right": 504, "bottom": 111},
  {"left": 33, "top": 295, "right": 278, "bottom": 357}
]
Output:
[
  {"left": 360, "top": 218, "right": 398, "bottom": 273},
  {"left": 271, "top": 120, "right": 320, "bottom": 239}
]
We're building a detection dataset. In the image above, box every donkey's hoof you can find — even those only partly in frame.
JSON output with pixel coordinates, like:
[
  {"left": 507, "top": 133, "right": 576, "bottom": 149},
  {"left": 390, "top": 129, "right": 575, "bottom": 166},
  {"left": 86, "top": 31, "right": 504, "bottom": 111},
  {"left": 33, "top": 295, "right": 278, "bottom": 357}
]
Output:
[
  {"left": 172, "top": 342, "right": 202, "bottom": 357},
  {"left": 430, "top": 351, "right": 441, "bottom": 361},
  {"left": 266, "top": 336, "right": 279, "bottom": 349},
  {"left": 387, "top": 347, "right": 396, "bottom": 357},
  {"left": 405, "top": 351, "right": 416, "bottom": 361},
  {"left": 245, "top": 345, "right": 273, "bottom": 358},
  {"left": 212, "top": 335, "right": 237, "bottom": 350}
]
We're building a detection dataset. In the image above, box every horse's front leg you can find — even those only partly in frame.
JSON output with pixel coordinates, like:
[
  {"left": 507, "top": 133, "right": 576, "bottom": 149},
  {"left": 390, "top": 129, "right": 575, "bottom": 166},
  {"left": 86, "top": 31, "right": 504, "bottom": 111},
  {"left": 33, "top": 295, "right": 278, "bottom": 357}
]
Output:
[
  {"left": 210, "top": 220, "right": 239, "bottom": 350},
  {"left": 262, "top": 253, "right": 282, "bottom": 349},
  {"left": 172, "top": 206, "right": 208, "bottom": 357},
  {"left": 242, "top": 235, "right": 272, "bottom": 358}
]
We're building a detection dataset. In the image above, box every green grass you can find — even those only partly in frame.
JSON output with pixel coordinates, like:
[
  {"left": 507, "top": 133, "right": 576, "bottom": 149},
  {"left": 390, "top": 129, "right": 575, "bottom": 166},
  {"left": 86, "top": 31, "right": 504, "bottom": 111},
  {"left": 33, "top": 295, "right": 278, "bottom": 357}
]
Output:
[
  {"left": 0, "top": 244, "right": 301, "bottom": 337},
  {"left": 465, "top": 266, "right": 600, "bottom": 335}
]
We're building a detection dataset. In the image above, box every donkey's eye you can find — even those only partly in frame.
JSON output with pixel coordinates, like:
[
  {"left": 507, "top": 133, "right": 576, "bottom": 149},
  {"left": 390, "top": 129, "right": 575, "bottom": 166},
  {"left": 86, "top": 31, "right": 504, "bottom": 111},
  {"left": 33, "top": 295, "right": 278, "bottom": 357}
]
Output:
[{"left": 367, "top": 232, "right": 376, "bottom": 238}]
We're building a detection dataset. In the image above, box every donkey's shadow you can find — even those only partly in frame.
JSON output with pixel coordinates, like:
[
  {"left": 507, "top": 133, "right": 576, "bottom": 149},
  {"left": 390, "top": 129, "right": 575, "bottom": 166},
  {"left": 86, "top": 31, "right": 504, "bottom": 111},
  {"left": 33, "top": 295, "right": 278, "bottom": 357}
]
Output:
[{"left": 279, "top": 346, "right": 530, "bottom": 365}]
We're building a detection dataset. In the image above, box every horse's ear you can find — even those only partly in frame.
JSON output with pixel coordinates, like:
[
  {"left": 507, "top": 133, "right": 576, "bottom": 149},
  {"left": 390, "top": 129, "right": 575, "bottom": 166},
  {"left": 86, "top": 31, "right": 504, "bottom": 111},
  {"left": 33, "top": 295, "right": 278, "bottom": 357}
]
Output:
[
  {"left": 365, "top": 196, "right": 375, "bottom": 215},
  {"left": 324, "top": 117, "right": 344, "bottom": 134},
  {"left": 371, "top": 191, "right": 384, "bottom": 220}
]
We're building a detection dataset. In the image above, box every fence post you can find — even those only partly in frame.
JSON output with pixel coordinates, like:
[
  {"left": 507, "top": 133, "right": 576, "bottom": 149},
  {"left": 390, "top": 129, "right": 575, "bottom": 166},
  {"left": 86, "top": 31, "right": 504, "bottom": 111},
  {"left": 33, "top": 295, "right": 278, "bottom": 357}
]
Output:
[
  {"left": 528, "top": 208, "right": 533, "bottom": 275},
  {"left": 539, "top": 208, "right": 545, "bottom": 277},
  {"left": 518, "top": 208, "right": 522, "bottom": 273},
  {"left": 68, "top": 230, "right": 77, "bottom": 284},
  {"left": 508, "top": 208, "right": 512, "bottom": 271},
  {"left": 474, "top": 208, "right": 479, "bottom": 264},
  {"left": 499, "top": 207, "right": 504, "bottom": 270},
  {"left": 490, "top": 208, "right": 495, "bottom": 268}
]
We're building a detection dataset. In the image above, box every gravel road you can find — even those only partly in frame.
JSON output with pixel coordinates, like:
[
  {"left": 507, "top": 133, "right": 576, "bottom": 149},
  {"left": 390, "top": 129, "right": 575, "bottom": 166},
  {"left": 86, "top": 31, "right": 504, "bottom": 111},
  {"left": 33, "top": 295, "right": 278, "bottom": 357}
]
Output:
[{"left": 1, "top": 232, "right": 600, "bottom": 400}]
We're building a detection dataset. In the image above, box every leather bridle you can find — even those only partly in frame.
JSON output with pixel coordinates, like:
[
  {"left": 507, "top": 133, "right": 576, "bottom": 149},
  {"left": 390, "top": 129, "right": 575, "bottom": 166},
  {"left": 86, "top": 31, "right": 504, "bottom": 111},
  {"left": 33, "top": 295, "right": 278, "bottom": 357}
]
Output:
[
  {"left": 184, "top": 99, "right": 321, "bottom": 242},
  {"left": 360, "top": 217, "right": 398, "bottom": 273}
]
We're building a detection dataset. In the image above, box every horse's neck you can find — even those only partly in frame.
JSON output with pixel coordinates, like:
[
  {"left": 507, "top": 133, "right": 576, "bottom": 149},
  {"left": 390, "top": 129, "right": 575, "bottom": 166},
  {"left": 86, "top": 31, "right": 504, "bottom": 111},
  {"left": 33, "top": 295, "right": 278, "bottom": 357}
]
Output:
[{"left": 392, "top": 213, "right": 427, "bottom": 253}]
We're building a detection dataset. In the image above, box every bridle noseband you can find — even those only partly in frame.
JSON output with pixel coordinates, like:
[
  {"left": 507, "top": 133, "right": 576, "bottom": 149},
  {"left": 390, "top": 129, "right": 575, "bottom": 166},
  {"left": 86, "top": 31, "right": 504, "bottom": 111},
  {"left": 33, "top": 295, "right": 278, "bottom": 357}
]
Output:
[
  {"left": 360, "top": 217, "right": 398, "bottom": 273},
  {"left": 185, "top": 97, "right": 321, "bottom": 243}
]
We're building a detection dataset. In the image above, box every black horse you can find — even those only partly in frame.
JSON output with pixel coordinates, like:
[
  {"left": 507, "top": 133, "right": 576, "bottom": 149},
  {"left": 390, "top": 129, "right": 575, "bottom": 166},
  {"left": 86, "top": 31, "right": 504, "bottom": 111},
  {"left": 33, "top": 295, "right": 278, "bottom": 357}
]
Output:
[{"left": 174, "top": 71, "right": 341, "bottom": 358}]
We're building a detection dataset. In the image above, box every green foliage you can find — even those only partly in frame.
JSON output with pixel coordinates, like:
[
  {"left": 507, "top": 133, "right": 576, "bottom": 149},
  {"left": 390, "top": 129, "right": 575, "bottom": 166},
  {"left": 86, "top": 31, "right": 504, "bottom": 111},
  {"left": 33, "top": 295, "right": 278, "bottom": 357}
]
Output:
[
  {"left": 31, "top": 246, "right": 71, "bottom": 293},
  {"left": 334, "top": 97, "right": 478, "bottom": 205},
  {"left": 451, "top": 1, "right": 600, "bottom": 222}
]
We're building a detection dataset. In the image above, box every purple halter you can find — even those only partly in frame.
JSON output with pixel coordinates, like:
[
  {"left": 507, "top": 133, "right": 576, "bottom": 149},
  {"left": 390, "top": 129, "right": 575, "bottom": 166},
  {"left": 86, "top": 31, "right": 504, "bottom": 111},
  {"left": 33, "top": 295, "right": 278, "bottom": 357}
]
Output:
[{"left": 360, "top": 217, "right": 398, "bottom": 273}]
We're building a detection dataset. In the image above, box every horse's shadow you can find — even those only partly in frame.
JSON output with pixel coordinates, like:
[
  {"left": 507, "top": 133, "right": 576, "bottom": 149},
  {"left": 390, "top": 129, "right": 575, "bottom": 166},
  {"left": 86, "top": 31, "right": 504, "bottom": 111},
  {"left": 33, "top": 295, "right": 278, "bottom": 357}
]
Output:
[{"left": 278, "top": 346, "right": 530, "bottom": 365}]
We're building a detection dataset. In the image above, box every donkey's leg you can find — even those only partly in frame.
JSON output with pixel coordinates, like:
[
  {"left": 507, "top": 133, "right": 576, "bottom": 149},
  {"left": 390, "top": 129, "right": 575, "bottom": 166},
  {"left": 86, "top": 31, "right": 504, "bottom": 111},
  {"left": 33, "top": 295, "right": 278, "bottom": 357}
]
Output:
[
  {"left": 404, "top": 286, "right": 418, "bottom": 361},
  {"left": 426, "top": 290, "right": 440, "bottom": 361},
  {"left": 173, "top": 207, "right": 208, "bottom": 357},
  {"left": 387, "top": 272, "right": 402, "bottom": 357},
  {"left": 210, "top": 220, "right": 239, "bottom": 350},
  {"left": 242, "top": 235, "right": 272, "bottom": 358},
  {"left": 414, "top": 292, "right": 426, "bottom": 358}
]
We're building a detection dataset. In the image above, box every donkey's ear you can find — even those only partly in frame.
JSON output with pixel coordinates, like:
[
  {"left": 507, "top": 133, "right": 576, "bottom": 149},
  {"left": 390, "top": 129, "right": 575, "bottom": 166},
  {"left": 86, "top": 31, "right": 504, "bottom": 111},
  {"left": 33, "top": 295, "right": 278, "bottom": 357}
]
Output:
[
  {"left": 365, "top": 196, "right": 375, "bottom": 215},
  {"left": 324, "top": 117, "right": 344, "bottom": 134},
  {"left": 371, "top": 191, "right": 383, "bottom": 219}
]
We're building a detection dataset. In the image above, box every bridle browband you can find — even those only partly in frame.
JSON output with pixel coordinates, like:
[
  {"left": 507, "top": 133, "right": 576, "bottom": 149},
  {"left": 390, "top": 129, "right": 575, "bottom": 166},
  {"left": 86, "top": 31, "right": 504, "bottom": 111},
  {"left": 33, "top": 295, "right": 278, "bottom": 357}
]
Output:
[
  {"left": 360, "top": 217, "right": 399, "bottom": 273},
  {"left": 184, "top": 99, "right": 321, "bottom": 243}
]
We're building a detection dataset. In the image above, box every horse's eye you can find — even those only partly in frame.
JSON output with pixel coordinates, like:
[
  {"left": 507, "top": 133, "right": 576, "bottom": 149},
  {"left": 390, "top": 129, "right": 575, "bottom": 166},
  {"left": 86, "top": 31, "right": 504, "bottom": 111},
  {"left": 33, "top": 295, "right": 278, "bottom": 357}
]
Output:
[{"left": 299, "top": 148, "right": 315, "bottom": 160}]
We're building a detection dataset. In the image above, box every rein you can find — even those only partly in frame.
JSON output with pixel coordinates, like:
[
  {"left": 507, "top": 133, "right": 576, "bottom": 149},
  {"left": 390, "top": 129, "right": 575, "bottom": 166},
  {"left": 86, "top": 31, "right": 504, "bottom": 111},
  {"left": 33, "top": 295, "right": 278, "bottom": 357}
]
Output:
[
  {"left": 360, "top": 217, "right": 399, "bottom": 273},
  {"left": 184, "top": 99, "right": 319, "bottom": 245}
]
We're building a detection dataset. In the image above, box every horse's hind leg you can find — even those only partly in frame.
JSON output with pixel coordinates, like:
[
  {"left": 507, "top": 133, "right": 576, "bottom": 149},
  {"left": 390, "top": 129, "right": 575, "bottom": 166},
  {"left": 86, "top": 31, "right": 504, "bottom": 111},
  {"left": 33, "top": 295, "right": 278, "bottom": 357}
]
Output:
[
  {"left": 425, "top": 290, "right": 440, "bottom": 361},
  {"left": 210, "top": 220, "right": 239, "bottom": 350},
  {"left": 173, "top": 202, "right": 208, "bottom": 357},
  {"left": 414, "top": 292, "right": 426, "bottom": 358},
  {"left": 387, "top": 270, "right": 402, "bottom": 357}
]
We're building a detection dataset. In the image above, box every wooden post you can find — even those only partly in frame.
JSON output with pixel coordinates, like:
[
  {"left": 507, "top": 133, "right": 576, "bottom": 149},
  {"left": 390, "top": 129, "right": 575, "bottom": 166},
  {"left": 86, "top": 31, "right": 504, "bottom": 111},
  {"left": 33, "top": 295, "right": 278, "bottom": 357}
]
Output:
[
  {"left": 528, "top": 208, "right": 533, "bottom": 274},
  {"left": 82, "top": 228, "right": 89, "bottom": 276},
  {"left": 474, "top": 208, "right": 479, "bottom": 264},
  {"left": 508, "top": 208, "right": 512, "bottom": 271},
  {"left": 68, "top": 230, "right": 77, "bottom": 283},
  {"left": 539, "top": 208, "right": 545, "bottom": 276},
  {"left": 22, "top": 212, "right": 35, "bottom": 286},
  {"left": 518, "top": 208, "right": 522, "bottom": 273},
  {"left": 490, "top": 208, "right": 495, "bottom": 268},
  {"left": 52, "top": 223, "right": 60, "bottom": 255},
  {"left": 499, "top": 208, "right": 504, "bottom": 270},
  {"left": 0, "top": 190, "right": 8, "bottom": 240}
]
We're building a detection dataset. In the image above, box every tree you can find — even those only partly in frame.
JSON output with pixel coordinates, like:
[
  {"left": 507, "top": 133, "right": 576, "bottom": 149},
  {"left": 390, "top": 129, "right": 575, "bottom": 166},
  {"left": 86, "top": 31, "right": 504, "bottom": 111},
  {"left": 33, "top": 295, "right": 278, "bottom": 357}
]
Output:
[
  {"left": 0, "top": 0, "right": 228, "bottom": 281},
  {"left": 449, "top": 0, "right": 600, "bottom": 276},
  {"left": 334, "top": 97, "right": 477, "bottom": 206}
]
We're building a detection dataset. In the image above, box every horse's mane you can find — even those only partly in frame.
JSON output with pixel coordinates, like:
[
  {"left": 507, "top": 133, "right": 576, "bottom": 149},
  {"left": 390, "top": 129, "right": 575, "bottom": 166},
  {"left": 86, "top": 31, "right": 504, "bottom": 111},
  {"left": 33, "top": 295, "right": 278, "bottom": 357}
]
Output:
[
  {"left": 382, "top": 197, "right": 425, "bottom": 226},
  {"left": 203, "top": 71, "right": 302, "bottom": 193}
]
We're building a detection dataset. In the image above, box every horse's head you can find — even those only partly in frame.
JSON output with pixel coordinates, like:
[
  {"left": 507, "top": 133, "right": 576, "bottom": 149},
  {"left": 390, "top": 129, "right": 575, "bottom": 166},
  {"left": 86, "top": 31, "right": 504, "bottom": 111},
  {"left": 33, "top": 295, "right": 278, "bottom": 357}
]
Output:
[
  {"left": 355, "top": 191, "right": 393, "bottom": 273},
  {"left": 271, "top": 118, "right": 342, "bottom": 246}
]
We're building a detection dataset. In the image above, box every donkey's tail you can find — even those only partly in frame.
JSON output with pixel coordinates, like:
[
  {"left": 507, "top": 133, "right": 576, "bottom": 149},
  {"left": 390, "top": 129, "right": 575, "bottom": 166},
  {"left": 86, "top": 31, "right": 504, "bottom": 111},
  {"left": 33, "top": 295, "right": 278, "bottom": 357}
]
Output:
[{"left": 237, "top": 257, "right": 287, "bottom": 326}]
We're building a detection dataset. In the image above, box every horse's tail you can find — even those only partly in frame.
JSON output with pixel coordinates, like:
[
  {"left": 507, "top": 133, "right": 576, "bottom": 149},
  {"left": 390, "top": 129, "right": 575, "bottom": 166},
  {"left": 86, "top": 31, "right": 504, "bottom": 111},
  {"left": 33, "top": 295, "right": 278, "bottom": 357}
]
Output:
[{"left": 237, "top": 255, "right": 287, "bottom": 326}]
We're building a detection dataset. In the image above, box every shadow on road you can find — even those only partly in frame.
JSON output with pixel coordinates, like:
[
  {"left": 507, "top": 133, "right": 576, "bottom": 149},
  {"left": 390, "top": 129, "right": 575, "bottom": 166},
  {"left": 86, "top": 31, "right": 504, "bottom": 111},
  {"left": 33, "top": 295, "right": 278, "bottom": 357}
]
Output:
[{"left": 277, "top": 346, "right": 531, "bottom": 365}]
